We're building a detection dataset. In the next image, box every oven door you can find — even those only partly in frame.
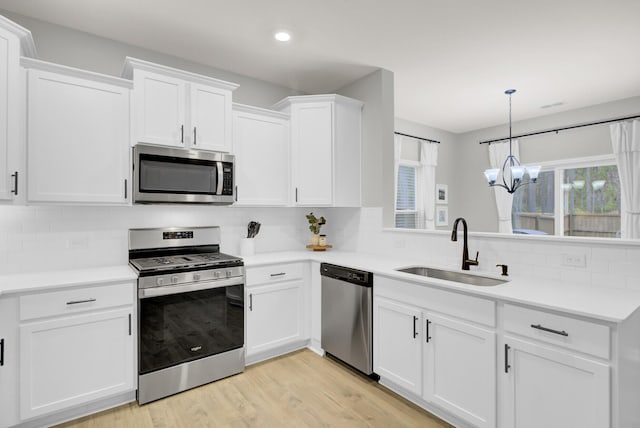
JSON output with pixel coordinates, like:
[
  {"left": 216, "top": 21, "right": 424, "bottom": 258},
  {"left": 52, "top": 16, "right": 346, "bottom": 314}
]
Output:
[
  {"left": 133, "top": 144, "right": 234, "bottom": 204},
  {"left": 138, "top": 278, "right": 244, "bottom": 375}
]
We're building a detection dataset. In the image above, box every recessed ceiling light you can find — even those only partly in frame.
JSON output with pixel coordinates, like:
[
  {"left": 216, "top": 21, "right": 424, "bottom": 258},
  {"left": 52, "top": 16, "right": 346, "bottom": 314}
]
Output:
[{"left": 274, "top": 31, "right": 291, "bottom": 42}]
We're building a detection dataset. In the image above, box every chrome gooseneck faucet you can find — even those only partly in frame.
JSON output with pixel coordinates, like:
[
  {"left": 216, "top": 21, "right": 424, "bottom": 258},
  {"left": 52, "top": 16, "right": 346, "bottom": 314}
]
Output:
[{"left": 451, "top": 217, "right": 479, "bottom": 270}]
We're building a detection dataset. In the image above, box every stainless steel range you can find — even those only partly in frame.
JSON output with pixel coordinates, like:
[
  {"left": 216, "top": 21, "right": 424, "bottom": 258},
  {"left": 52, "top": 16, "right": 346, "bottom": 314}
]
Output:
[{"left": 128, "top": 226, "right": 244, "bottom": 404}]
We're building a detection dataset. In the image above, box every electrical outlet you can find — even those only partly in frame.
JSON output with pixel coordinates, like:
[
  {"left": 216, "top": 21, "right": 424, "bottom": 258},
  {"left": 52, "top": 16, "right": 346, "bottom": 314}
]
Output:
[{"left": 562, "top": 253, "right": 586, "bottom": 268}]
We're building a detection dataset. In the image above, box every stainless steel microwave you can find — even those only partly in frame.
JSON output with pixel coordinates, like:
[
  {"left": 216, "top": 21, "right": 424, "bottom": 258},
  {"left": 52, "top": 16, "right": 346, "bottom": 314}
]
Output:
[{"left": 133, "top": 144, "right": 235, "bottom": 204}]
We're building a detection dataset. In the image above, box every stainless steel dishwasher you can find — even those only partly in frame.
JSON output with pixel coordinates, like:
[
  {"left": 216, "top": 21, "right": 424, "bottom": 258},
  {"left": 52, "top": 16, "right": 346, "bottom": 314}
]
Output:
[{"left": 321, "top": 263, "right": 375, "bottom": 376}]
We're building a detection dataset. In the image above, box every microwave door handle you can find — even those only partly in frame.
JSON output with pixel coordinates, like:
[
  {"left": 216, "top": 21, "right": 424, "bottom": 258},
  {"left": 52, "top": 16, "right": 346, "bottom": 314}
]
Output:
[{"left": 216, "top": 161, "right": 223, "bottom": 195}]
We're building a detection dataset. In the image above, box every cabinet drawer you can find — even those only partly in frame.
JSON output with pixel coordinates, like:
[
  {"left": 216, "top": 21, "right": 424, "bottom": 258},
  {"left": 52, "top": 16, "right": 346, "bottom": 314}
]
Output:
[
  {"left": 246, "top": 263, "right": 304, "bottom": 286},
  {"left": 503, "top": 304, "right": 610, "bottom": 359},
  {"left": 20, "top": 282, "right": 134, "bottom": 321}
]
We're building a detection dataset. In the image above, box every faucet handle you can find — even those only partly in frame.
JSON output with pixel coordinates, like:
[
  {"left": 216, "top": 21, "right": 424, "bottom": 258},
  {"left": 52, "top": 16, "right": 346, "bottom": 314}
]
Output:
[
  {"left": 466, "top": 251, "right": 480, "bottom": 267},
  {"left": 496, "top": 264, "right": 509, "bottom": 276}
]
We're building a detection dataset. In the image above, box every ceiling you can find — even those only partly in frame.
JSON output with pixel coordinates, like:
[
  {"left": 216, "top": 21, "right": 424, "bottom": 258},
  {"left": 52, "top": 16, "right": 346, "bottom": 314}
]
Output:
[{"left": 1, "top": 0, "right": 639, "bottom": 133}]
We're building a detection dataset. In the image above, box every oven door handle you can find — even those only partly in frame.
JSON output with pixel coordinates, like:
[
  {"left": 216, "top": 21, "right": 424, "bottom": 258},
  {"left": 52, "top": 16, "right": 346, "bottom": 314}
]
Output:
[{"left": 139, "top": 277, "right": 244, "bottom": 299}]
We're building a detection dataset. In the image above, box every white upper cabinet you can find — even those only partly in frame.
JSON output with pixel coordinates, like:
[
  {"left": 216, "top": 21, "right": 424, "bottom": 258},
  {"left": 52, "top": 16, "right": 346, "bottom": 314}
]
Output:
[
  {"left": 232, "top": 104, "right": 290, "bottom": 206},
  {"left": 123, "top": 57, "right": 237, "bottom": 152},
  {"left": 0, "top": 15, "right": 36, "bottom": 203},
  {"left": 272, "top": 94, "right": 363, "bottom": 207},
  {"left": 23, "top": 59, "right": 131, "bottom": 205}
]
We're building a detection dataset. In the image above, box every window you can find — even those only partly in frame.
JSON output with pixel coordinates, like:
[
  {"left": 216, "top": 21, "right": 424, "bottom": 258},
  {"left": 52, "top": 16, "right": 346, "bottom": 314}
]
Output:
[
  {"left": 512, "top": 156, "right": 621, "bottom": 238},
  {"left": 396, "top": 164, "right": 418, "bottom": 228}
]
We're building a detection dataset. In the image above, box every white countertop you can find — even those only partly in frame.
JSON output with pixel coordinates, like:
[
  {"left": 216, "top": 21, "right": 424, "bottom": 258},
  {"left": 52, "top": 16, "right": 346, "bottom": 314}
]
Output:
[
  {"left": 2, "top": 250, "right": 638, "bottom": 323},
  {"left": 243, "top": 250, "right": 640, "bottom": 323},
  {"left": 0, "top": 265, "right": 138, "bottom": 296}
]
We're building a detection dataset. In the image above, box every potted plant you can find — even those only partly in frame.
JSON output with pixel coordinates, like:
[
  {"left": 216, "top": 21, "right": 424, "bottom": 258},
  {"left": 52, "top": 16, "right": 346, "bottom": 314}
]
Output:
[{"left": 306, "top": 212, "right": 326, "bottom": 246}]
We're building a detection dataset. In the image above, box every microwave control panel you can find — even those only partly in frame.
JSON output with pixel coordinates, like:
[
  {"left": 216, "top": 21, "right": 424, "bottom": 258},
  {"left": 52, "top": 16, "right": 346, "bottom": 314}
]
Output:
[{"left": 222, "top": 163, "right": 234, "bottom": 196}]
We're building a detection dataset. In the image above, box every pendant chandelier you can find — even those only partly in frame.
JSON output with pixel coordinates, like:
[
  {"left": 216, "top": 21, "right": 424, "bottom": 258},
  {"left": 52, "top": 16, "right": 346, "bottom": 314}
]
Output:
[{"left": 483, "top": 89, "right": 540, "bottom": 194}]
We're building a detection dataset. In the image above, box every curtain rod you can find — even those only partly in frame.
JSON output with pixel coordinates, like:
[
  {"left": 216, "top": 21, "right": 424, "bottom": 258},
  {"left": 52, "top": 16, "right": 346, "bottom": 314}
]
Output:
[
  {"left": 478, "top": 114, "right": 640, "bottom": 145},
  {"left": 394, "top": 131, "right": 440, "bottom": 144}
]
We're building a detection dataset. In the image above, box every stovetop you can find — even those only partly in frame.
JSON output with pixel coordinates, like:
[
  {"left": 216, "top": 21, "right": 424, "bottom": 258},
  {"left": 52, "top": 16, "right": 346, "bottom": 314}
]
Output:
[{"left": 130, "top": 251, "right": 242, "bottom": 273}]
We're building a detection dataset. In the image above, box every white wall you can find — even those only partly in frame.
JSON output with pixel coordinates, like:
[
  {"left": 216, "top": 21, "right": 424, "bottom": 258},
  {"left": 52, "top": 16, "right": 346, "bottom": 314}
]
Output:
[
  {"left": 0, "top": 9, "right": 304, "bottom": 107},
  {"left": 338, "top": 69, "right": 395, "bottom": 218},
  {"left": 394, "top": 118, "right": 459, "bottom": 231},
  {"left": 449, "top": 96, "right": 640, "bottom": 233}
]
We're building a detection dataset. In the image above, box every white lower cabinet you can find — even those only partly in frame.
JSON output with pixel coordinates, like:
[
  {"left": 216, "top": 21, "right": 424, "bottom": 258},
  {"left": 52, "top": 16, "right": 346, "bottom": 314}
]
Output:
[
  {"left": 423, "top": 312, "right": 496, "bottom": 428},
  {"left": 20, "top": 308, "right": 134, "bottom": 419},
  {"left": 373, "top": 297, "right": 422, "bottom": 395},
  {"left": 245, "top": 263, "right": 308, "bottom": 363},
  {"left": 17, "top": 281, "right": 136, "bottom": 423},
  {"left": 0, "top": 296, "right": 19, "bottom": 428},
  {"left": 501, "top": 336, "right": 610, "bottom": 428},
  {"left": 374, "top": 293, "right": 496, "bottom": 427}
]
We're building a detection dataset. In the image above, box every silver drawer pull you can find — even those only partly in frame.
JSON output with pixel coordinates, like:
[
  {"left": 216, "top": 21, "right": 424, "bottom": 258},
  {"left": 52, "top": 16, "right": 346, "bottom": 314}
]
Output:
[
  {"left": 531, "top": 324, "right": 569, "bottom": 337},
  {"left": 66, "top": 298, "right": 97, "bottom": 305},
  {"left": 270, "top": 272, "right": 286, "bottom": 277}
]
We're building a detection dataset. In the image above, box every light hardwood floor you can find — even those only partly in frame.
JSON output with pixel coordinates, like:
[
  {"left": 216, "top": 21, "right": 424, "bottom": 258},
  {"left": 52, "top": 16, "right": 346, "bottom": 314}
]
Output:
[{"left": 55, "top": 349, "right": 452, "bottom": 428}]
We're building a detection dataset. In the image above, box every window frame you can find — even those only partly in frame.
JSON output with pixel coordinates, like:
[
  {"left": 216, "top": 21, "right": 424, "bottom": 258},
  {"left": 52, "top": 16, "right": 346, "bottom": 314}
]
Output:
[
  {"left": 394, "top": 159, "right": 423, "bottom": 229},
  {"left": 517, "top": 154, "right": 623, "bottom": 237}
]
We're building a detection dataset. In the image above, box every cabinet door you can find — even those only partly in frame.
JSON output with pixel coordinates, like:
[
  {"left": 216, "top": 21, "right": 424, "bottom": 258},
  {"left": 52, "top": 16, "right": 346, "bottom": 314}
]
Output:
[
  {"left": 373, "top": 297, "right": 422, "bottom": 395},
  {"left": 233, "top": 109, "right": 289, "bottom": 205},
  {"left": 190, "top": 82, "right": 232, "bottom": 152},
  {"left": 291, "top": 102, "right": 333, "bottom": 206},
  {"left": 133, "top": 69, "right": 186, "bottom": 147},
  {"left": 27, "top": 69, "right": 130, "bottom": 204},
  {"left": 0, "top": 26, "right": 20, "bottom": 201},
  {"left": 423, "top": 312, "right": 496, "bottom": 428},
  {"left": 501, "top": 336, "right": 610, "bottom": 428},
  {"left": 246, "top": 280, "right": 304, "bottom": 357},
  {"left": 0, "top": 297, "right": 19, "bottom": 428},
  {"left": 20, "top": 308, "right": 134, "bottom": 419}
]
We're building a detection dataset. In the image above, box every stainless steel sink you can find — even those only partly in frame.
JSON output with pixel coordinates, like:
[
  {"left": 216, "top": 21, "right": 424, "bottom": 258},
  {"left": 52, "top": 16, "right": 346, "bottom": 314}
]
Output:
[{"left": 396, "top": 266, "right": 508, "bottom": 286}]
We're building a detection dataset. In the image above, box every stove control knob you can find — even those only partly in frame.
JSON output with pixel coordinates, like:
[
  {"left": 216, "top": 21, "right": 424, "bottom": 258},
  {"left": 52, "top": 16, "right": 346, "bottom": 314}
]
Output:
[
  {"left": 226, "top": 270, "right": 232, "bottom": 278},
  {"left": 214, "top": 271, "right": 221, "bottom": 279},
  {"left": 193, "top": 273, "right": 201, "bottom": 281},
  {"left": 171, "top": 276, "right": 178, "bottom": 284},
  {"left": 156, "top": 277, "right": 164, "bottom": 286}
]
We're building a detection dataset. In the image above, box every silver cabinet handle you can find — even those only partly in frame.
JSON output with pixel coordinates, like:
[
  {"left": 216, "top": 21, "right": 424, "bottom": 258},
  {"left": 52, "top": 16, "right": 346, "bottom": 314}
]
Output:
[
  {"left": 11, "top": 171, "right": 18, "bottom": 195},
  {"left": 66, "top": 298, "right": 96, "bottom": 305},
  {"left": 270, "top": 272, "right": 286, "bottom": 277},
  {"left": 531, "top": 324, "right": 569, "bottom": 337},
  {"left": 413, "top": 316, "right": 418, "bottom": 338},
  {"left": 249, "top": 293, "right": 253, "bottom": 311},
  {"left": 180, "top": 124, "right": 184, "bottom": 143},
  {"left": 193, "top": 127, "right": 197, "bottom": 145}
]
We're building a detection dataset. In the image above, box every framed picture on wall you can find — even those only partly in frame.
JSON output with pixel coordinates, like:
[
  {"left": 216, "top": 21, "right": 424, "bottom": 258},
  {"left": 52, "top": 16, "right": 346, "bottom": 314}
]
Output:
[
  {"left": 436, "top": 184, "right": 448, "bottom": 204},
  {"left": 436, "top": 206, "right": 448, "bottom": 227}
]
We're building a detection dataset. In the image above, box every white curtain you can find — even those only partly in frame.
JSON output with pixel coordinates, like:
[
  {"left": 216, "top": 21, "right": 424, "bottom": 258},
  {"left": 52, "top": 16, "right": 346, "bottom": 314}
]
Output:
[
  {"left": 610, "top": 120, "right": 640, "bottom": 239},
  {"left": 488, "top": 141, "right": 519, "bottom": 233},
  {"left": 420, "top": 141, "right": 438, "bottom": 229}
]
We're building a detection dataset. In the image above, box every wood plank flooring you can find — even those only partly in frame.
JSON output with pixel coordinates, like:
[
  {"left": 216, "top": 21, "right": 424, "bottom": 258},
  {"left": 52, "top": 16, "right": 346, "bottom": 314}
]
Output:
[{"left": 55, "top": 349, "right": 452, "bottom": 428}]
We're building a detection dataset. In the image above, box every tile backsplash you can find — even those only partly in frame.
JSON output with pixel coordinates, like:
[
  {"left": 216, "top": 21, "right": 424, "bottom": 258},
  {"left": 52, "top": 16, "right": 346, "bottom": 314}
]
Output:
[
  {"left": 2, "top": 205, "right": 638, "bottom": 292},
  {"left": 356, "top": 207, "right": 640, "bottom": 291},
  {"left": 0, "top": 205, "right": 359, "bottom": 274}
]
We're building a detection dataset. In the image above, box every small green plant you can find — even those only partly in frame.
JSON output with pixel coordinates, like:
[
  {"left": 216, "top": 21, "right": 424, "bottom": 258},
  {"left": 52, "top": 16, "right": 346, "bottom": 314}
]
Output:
[{"left": 306, "top": 212, "right": 326, "bottom": 234}]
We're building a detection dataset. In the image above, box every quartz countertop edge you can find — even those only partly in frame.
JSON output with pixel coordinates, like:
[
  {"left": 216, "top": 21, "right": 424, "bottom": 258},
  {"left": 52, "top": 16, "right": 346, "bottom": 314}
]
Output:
[
  {"left": 0, "top": 265, "right": 138, "bottom": 296},
  {"left": 243, "top": 250, "right": 640, "bottom": 324}
]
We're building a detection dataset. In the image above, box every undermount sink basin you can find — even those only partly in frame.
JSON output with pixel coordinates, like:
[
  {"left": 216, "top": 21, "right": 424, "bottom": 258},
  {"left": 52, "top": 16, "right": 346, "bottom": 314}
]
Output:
[{"left": 396, "top": 266, "right": 508, "bottom": 287}]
